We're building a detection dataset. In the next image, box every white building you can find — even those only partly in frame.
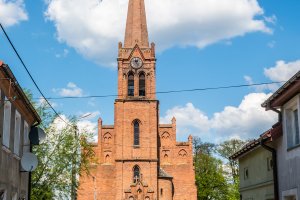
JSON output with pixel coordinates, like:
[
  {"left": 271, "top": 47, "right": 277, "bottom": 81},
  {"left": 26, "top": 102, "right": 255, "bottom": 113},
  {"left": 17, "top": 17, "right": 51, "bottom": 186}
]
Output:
[
  {"left": 262, "top": 71, "right": 300, "bottom": 200},
  {"left": 0, "top": 61, "right": 41, "bottom": 200}
]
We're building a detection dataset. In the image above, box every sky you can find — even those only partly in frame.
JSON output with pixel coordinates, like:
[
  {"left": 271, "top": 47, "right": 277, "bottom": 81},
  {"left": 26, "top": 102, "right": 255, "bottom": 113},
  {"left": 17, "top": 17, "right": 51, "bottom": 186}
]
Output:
[{"left": 0, "top": 0, "right": 300, "bottom": 143}]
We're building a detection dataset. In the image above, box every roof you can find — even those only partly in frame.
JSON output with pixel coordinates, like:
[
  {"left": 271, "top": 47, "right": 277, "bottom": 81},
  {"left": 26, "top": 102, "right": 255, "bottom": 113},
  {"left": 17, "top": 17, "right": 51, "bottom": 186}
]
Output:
[
  {"left": 262, "top": 70, "right": 300, "bottom": 109},
  {"left": 124, "top": 0, "right": 149, "bottom": 48},
  {"left": 158, "top": 167, "right": 173, "bottom": 179},
  {"left": 0, "top": 61, "right": 41, "bottom": 124},
  {"left": 230, "top": 123, "right": 282, "bottom": 160}
]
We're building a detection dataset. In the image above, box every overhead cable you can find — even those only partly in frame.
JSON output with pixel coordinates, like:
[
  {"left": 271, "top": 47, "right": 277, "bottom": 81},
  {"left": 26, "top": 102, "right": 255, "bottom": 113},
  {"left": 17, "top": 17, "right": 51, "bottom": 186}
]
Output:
[{"left": 0, "top": 23, "right": 70, "bottom": 126}]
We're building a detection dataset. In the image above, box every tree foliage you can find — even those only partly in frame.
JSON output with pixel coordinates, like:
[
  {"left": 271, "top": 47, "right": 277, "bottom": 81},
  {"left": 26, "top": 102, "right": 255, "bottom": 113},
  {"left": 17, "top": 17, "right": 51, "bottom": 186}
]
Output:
[
  {"left": 217, "top": 139, "right": 247, "bottom": 182},
  {"left": 193, "top": 137, "right": 229, "bottom": 200},
  {"left": 217, "top": 139, "right": 248, "bottom": 200},
  {"left": 193, "top": 137, "right": 247, "bottom": 200},
  {"left": 25, "top": 90, "right": 96, "bottom": 199}
]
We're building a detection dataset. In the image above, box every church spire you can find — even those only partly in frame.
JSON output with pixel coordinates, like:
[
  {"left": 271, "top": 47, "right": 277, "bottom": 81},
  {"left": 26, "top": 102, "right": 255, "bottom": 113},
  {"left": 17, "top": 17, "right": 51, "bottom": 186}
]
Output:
[{"left": 124, "top": 0, "right": 149, "bottom": 48}]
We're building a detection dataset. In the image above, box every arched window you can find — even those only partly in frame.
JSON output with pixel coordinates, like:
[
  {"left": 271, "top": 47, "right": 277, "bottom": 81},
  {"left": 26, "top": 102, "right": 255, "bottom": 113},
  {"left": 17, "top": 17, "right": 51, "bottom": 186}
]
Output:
[
  {"left": 105, "top": 154, "right": 110, "bottom": 163},
  {"left": 134, "top": 120, "right": 140, "bottom": 146},
  {"left": 128, "top": 72, "right": 134, "bottom": 96},
  {"left": 139, "top": 73, "right": 145, "bottom": 96},
  {"left": 133, "top": 165, "right": 140, "bottom": 183}
]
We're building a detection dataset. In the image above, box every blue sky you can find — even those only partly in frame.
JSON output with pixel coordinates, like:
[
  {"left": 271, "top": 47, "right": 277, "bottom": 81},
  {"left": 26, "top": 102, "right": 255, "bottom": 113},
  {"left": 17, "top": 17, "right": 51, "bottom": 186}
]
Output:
[{"left": 0, "top": 0, "right": 300, "bottom": 142}]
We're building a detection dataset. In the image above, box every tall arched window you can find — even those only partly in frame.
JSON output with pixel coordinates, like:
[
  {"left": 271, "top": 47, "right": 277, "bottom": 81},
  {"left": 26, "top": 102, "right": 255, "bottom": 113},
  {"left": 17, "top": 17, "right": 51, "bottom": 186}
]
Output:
[
  {"left": 139, "top": 73, "right": 145, "bottom": 96},
  {"left": 128, "top": 72, "right": 134, "bottom": 96},
  {"left": 133, "top": 165, "right": 140, "bottom": 183},
  {"left": 134, "top": 120, "right": 140, "bottom": 146}
]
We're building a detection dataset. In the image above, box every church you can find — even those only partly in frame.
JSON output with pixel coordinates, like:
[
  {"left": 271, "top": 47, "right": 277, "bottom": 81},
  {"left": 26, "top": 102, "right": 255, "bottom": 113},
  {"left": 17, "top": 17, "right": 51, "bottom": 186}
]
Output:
[{"left": 77, "top": 0, "right": 197, "bottom": 199}]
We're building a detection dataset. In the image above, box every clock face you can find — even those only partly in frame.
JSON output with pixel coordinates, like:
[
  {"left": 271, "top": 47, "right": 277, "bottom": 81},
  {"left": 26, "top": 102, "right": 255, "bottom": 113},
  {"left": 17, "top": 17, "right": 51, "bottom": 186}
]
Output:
[{"left": 130, "top": 57, "right": 143, "bottom": 69}]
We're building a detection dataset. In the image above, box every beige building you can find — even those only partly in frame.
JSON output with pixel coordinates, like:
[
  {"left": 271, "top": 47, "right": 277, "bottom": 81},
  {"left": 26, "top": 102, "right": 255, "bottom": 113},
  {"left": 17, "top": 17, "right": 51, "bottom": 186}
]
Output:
[
  {"left": 0, "top": 61, "right": 41, "bottom": 200},
  {"left": 77, "top": 0, "right": 197, "bottom": 199},
  {"left": 230, "top": 124, "right": 282, "bottom": 200},
  {"left": 232, "top": 70, "right": 300, "bottom": 200}
]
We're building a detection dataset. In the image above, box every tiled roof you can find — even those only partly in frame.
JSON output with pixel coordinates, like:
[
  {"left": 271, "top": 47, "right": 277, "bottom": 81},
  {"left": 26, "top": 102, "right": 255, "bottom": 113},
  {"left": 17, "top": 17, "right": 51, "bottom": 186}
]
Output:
[
  {"left": 262, "top": 70, "right": 300, "bottom": 108},
  {"left": 230, "top": 123, "right": 282, "bottom": 160}
]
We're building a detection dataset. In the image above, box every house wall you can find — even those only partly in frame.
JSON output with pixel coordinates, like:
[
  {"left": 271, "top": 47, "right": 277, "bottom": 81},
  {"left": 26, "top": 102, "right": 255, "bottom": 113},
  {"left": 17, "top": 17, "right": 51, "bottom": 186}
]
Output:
[
  {"left": 0, "top": 87, "right": 33, "bottom": 200},
  {"left": 239, "top": 147, "right": 274, "bottom": 200},
  {"left": 276, "top": 95, "right": 300, "bottom": 200}
]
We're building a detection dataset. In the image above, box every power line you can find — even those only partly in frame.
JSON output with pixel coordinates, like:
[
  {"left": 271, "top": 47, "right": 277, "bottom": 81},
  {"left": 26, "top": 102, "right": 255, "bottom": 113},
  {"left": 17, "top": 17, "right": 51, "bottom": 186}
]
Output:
[
  {"left": 33, "top": 81, "right": 285, "bottom": 100},
  {"left": 0, "top": 23, "right": 70, "bottom": 126}
]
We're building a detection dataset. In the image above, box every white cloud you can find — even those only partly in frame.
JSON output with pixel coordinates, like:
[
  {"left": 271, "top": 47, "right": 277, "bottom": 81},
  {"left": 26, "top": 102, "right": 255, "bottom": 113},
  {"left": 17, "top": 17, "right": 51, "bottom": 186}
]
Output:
[
  {"left": 244, "top": 75, "right": 277, "bottom": 92},
  {"left": 211, "top": 93, "right": 277, "bottom": 140},
  {"left": 45, "top": 0, "right": 273, "bottom": 67},
  {"left": 160, "top": 103, "right": 210, "bottom": 132},
  {"left": 160, "top": 93, "right": 278, "bottom": 142},
  {"left": 50, "top": 115, "right": 97, "bottom": 141},
  {"left": 244, "top": 59, "right": 300, "bottom": 92},
  {"left": 53, "top": 82, "right": 83, "bottom": 97},
  {"left": 77, "top": 120, "right": 97, "bottom": 135},
  {"left": 264, "top": 60, "right": 300, "bottom": 82},
  {"left": 0, "top": 0, "right": 28, "bottom": 27}
]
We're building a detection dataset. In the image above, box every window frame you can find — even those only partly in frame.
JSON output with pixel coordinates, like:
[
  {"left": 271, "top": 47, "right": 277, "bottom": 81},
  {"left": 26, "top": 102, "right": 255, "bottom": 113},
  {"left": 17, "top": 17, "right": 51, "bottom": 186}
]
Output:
[
  {"left": 284, "top": 96, "right": 300, "bottom": 150},
  {"left": 139, "top": 72, "right": 145, "bottom": 96},
  {"left": 244, "top": 167, "right": 249, "bottom": 180},
  {"left": 133, "top": 165, "right": 140, "bottom": 183},
  {"left": 23, "top": 121, "right": 30, "bottom": 153},
  {"left": 2, "top": 99, "right": 11, "bottom": 148},
  {"left": 133, "top": 120, "right": 140, "bottom": 146},
  {"left": 14, "top": 110, "right": 21, "bottom": 156},
  {"left": 128, "top": 72, "right": 134, "bottom": 97}
]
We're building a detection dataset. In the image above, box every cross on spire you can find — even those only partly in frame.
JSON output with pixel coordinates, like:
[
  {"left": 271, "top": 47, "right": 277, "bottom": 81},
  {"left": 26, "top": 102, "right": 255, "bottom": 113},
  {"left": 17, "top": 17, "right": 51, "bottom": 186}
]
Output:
[{"left": 124, "top": 0, "right": 149, "bottom": 48}]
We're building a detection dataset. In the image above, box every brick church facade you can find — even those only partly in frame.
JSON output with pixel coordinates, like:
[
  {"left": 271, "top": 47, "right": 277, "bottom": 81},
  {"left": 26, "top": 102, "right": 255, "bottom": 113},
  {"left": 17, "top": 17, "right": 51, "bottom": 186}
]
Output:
[{"left": 77, "top": 0, "right": 197, "bottom": 199}]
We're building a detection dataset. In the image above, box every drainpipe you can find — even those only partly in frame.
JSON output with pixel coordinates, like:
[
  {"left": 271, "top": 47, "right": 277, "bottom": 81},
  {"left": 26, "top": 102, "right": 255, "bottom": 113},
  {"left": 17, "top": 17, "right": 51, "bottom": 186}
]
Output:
[
  {"left": 28, "top": 122, "right": 40, "bottom": 200},
  {"left": 260, "top": 138, "right": 279, "bottom": 200}
]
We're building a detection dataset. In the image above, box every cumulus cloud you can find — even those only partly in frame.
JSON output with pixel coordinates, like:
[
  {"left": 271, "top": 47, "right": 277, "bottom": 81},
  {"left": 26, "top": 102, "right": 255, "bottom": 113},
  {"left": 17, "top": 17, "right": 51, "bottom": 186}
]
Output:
[
  {"left": 244, "top": 59, "right": 300, "bottom": 92},
  {"left": 0, "top": 0, "right": 28, "bottom": 27},
  {"left": 50, "top": 115, "right": 97, "bottom": 139},
  {"left": 45, "top": 0, "right": 273, "bottom": 67},
  {"left": 160, "top": 103, "right": 210, "bottom": 132},
  {"left": 264, "top": 60, "right": 300, "bottom": 82},
  {"left": 243, "top": 75, "right": 277, "bottom": 92},
  {"left": 160, "top": 93, "right": 278, "bottom": 142},
  {"left": 53, "top": 82, "right": 83, "bottom": 97},
  {"left": 77, "top": 120, "right": 97, "bottom": 135}
]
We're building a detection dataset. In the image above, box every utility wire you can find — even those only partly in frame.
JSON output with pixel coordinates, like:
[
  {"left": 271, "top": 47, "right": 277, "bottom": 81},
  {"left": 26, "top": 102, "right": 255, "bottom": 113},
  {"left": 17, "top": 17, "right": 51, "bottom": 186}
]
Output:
[
  {"left": 0, "top": 23, "right": 70, "bottom": 126},
  {"left": 35, "top": 81, "right": 285, "bottom": 100}
]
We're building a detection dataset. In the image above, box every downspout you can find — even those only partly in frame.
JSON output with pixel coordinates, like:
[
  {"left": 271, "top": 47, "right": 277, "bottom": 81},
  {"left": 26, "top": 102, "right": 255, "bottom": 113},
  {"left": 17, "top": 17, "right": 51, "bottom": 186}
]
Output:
[
  {"left": 28, "top": 121, "right": 40, "bottom": 200},
  {"left": 260, "top": 138, "right": 279, "bottom": 200}
]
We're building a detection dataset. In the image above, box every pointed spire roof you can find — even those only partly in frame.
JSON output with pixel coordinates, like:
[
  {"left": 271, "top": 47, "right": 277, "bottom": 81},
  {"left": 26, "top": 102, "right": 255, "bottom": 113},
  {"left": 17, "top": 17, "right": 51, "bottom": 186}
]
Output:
[{"left": 124, "top": 0, "right": 149, "bottom": 48}]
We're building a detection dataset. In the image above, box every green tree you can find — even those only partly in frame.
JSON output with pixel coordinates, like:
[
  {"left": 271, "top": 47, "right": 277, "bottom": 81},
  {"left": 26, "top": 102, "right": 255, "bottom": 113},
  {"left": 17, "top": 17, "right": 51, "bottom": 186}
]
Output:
[
  {"left": 193, "top": 137, "right": 230, "bottom": 200},
  {"left": 217, "top": 139, "right": 248, "bottom": 200},
  {"left": 24, "top": 90, "right": 96, "bottom": 199},
  {"left": 217, "top": 139, "right": 247, "bottom": 182}
]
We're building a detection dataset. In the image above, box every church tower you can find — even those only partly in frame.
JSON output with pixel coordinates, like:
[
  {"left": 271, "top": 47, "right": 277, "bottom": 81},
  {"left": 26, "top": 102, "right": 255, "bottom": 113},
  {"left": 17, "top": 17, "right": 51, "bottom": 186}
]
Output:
[
  {"left": 114, "top": 0, "right": 158, "bottom": 199},
  {"left": 78, "top": 0, "right": 197, "bottom": 199}
]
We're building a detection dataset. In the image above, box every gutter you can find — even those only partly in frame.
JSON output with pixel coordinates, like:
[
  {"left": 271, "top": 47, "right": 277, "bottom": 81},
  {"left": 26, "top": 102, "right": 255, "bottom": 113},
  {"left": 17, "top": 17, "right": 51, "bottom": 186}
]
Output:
[{"left": 260, "top": 138, "right": 279, "bottom": 200}]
